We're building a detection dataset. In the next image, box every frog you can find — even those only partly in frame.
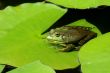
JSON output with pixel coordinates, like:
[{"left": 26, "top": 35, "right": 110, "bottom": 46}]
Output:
[{"left": 47, "top": 26, "right": 97, "bottom": 52}]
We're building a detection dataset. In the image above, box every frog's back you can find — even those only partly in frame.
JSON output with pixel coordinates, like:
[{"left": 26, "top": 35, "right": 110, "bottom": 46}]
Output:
[{"left": 61, "top": 26, "right": 92, "bottom": 43}]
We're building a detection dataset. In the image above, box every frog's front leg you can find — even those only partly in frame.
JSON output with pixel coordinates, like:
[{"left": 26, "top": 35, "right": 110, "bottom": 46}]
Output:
[
  {"left": 79, "top": 32, "right": 97, "bottom": 45},
  {"left": 58, "top": 44, "right": 75, "bottom": 52}
]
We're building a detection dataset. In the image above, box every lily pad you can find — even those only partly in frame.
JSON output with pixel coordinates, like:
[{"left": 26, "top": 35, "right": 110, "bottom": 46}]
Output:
[
  {"left": 47, "top": 0, "right": 110, "bottom": 9},
  {"left": 7, "top": 61, "right": 55, "bottom": 73},
  {"left": 0, "top": 2, "right": 77, "bottom": 70},
  {"left": 79, "top": 32, "right": 110, "bottom": 73}
]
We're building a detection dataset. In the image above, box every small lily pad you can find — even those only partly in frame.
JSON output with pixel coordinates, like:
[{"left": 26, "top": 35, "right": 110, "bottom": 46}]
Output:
[
  {"left": 47, "top": 0, "right": 110, "bottom": 9},
  {"left": 7, "top": 61, "right": 55, "bottom": 73},
  {"left": 79, "top": 32, "right": 110, "bottom": 73}
]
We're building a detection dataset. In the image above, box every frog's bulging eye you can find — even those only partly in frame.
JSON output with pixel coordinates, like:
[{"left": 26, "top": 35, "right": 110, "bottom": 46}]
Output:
[{"left": 55, "top": 33, "right": 60, "bottom": 37}]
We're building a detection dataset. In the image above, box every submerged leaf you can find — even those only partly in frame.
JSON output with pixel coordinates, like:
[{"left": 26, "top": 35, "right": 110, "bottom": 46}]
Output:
[
  {"left": 47, "top": 0, "right": 110, "bottom": 9},
  {"left": 79, "top": 32, "right": 110, "bottom": 73},
  {"left": 7, "top": 61, "right": 55, "bottom": 73}
]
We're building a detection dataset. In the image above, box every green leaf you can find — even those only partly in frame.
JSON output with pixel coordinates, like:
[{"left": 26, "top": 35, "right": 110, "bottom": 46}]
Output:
[
  {"left": 79, "top": 32, "right": 110, "bottom": 73},
  {"left": 0, "top": 64, "right": 5, "bottom": 73},
  {"left": 47, "top": 0, "right": 110, "bottom": 9},
  {"left": 68, "top": 19, "right": 101, "bottom": 36},
  {"left": 7, "top": 61, "right": 55, "bottom": 73}
]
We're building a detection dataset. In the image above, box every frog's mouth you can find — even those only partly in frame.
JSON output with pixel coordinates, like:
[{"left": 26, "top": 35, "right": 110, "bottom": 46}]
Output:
[
  {"left": 49, "top": 40, "right": 64, "bottom": 44},
  {"left": 47, "top": 36, "right": 64, "bottom": 44}
]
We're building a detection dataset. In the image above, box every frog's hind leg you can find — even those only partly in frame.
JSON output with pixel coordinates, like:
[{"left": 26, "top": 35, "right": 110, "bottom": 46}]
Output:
[
  {"left": 78, "top": 32, "right": 97, "bottom": 45},
  {"left": 58, "top": 44, "right": 75, "bottom": 52}
]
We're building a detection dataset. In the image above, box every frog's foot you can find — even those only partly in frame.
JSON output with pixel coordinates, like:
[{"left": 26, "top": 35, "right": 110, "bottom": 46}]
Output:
[
  {"left": 74, "top": 46, "right": 81, "bottom": 51},
  {"left": 58, "top": 44, "right": 75, "bottom": 52},
  {"left": 58, "top": 48, "right": 72, "bottom": 52}
]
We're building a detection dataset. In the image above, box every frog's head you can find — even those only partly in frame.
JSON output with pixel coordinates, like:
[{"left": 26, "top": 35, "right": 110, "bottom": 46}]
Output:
[{"left": 47, "top": 28, "right": 65, "bottom": 44}]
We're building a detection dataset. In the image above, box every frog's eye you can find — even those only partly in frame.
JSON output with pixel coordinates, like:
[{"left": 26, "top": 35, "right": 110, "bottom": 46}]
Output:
[{"left": 55, "top": 33, "right": 60, "bottom": 37}]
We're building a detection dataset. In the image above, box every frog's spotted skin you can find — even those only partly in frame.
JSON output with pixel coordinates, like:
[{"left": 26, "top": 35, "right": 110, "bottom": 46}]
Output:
[{"left": 47, "top": 26, "right": 97, "bottom": 52}]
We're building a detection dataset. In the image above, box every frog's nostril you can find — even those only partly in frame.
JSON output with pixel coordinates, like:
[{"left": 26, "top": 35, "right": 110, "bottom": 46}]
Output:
[{"left": 47, "top": 36, "right": 52, "bottom": 39}]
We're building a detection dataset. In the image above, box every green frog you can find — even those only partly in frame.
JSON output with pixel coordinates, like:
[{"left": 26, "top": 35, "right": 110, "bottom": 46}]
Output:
[{"left": 47, "top": 26, "right": 97, "bottom": 52}]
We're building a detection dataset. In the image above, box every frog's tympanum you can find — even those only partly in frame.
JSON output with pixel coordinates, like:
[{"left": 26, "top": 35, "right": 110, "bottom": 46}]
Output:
[{"left": 47, "top": 26, "right": 97, "bottom": 52}]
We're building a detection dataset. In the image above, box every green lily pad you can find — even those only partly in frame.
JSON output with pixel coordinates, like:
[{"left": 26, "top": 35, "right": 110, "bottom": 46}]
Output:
[
  {"left": 7, "top": 61, "right": 55, "bottom": 73},
  {"left": 0, "top": 64, "right": 5, "bottom": 73},
  {"left": 47, "top": 0, "right": 110, "bottom": 9},
  {"left": 79, "top": 32, "right": 110, "bottom": 73},
  {"left": 0, "top": 2, "right": 80, "bottom": 70},
  {"left": 0, "top": 2, "right": 77, "bottom": 70}
]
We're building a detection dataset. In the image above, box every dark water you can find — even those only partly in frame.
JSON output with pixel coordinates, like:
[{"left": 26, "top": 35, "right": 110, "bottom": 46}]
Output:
[
  {"left": 56, "top": 65, "right": 82, "bottom": 73},
  {"left": 1, "top": 65, "right": 16, "bottom": 73}
]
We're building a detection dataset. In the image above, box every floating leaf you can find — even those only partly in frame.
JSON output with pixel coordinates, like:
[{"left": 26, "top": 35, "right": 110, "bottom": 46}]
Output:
[
  {"left": 7, "top": 61, "right": 55, "bottom": 73},
  {"left": 79, "top": 32, "right": 110, "bottom": 73},
  {"left": 0, "top": 2, "right": 77, "bottom": 70},
  {"left": 47, "top": 0, "right": 110, "bottom": 9}
]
